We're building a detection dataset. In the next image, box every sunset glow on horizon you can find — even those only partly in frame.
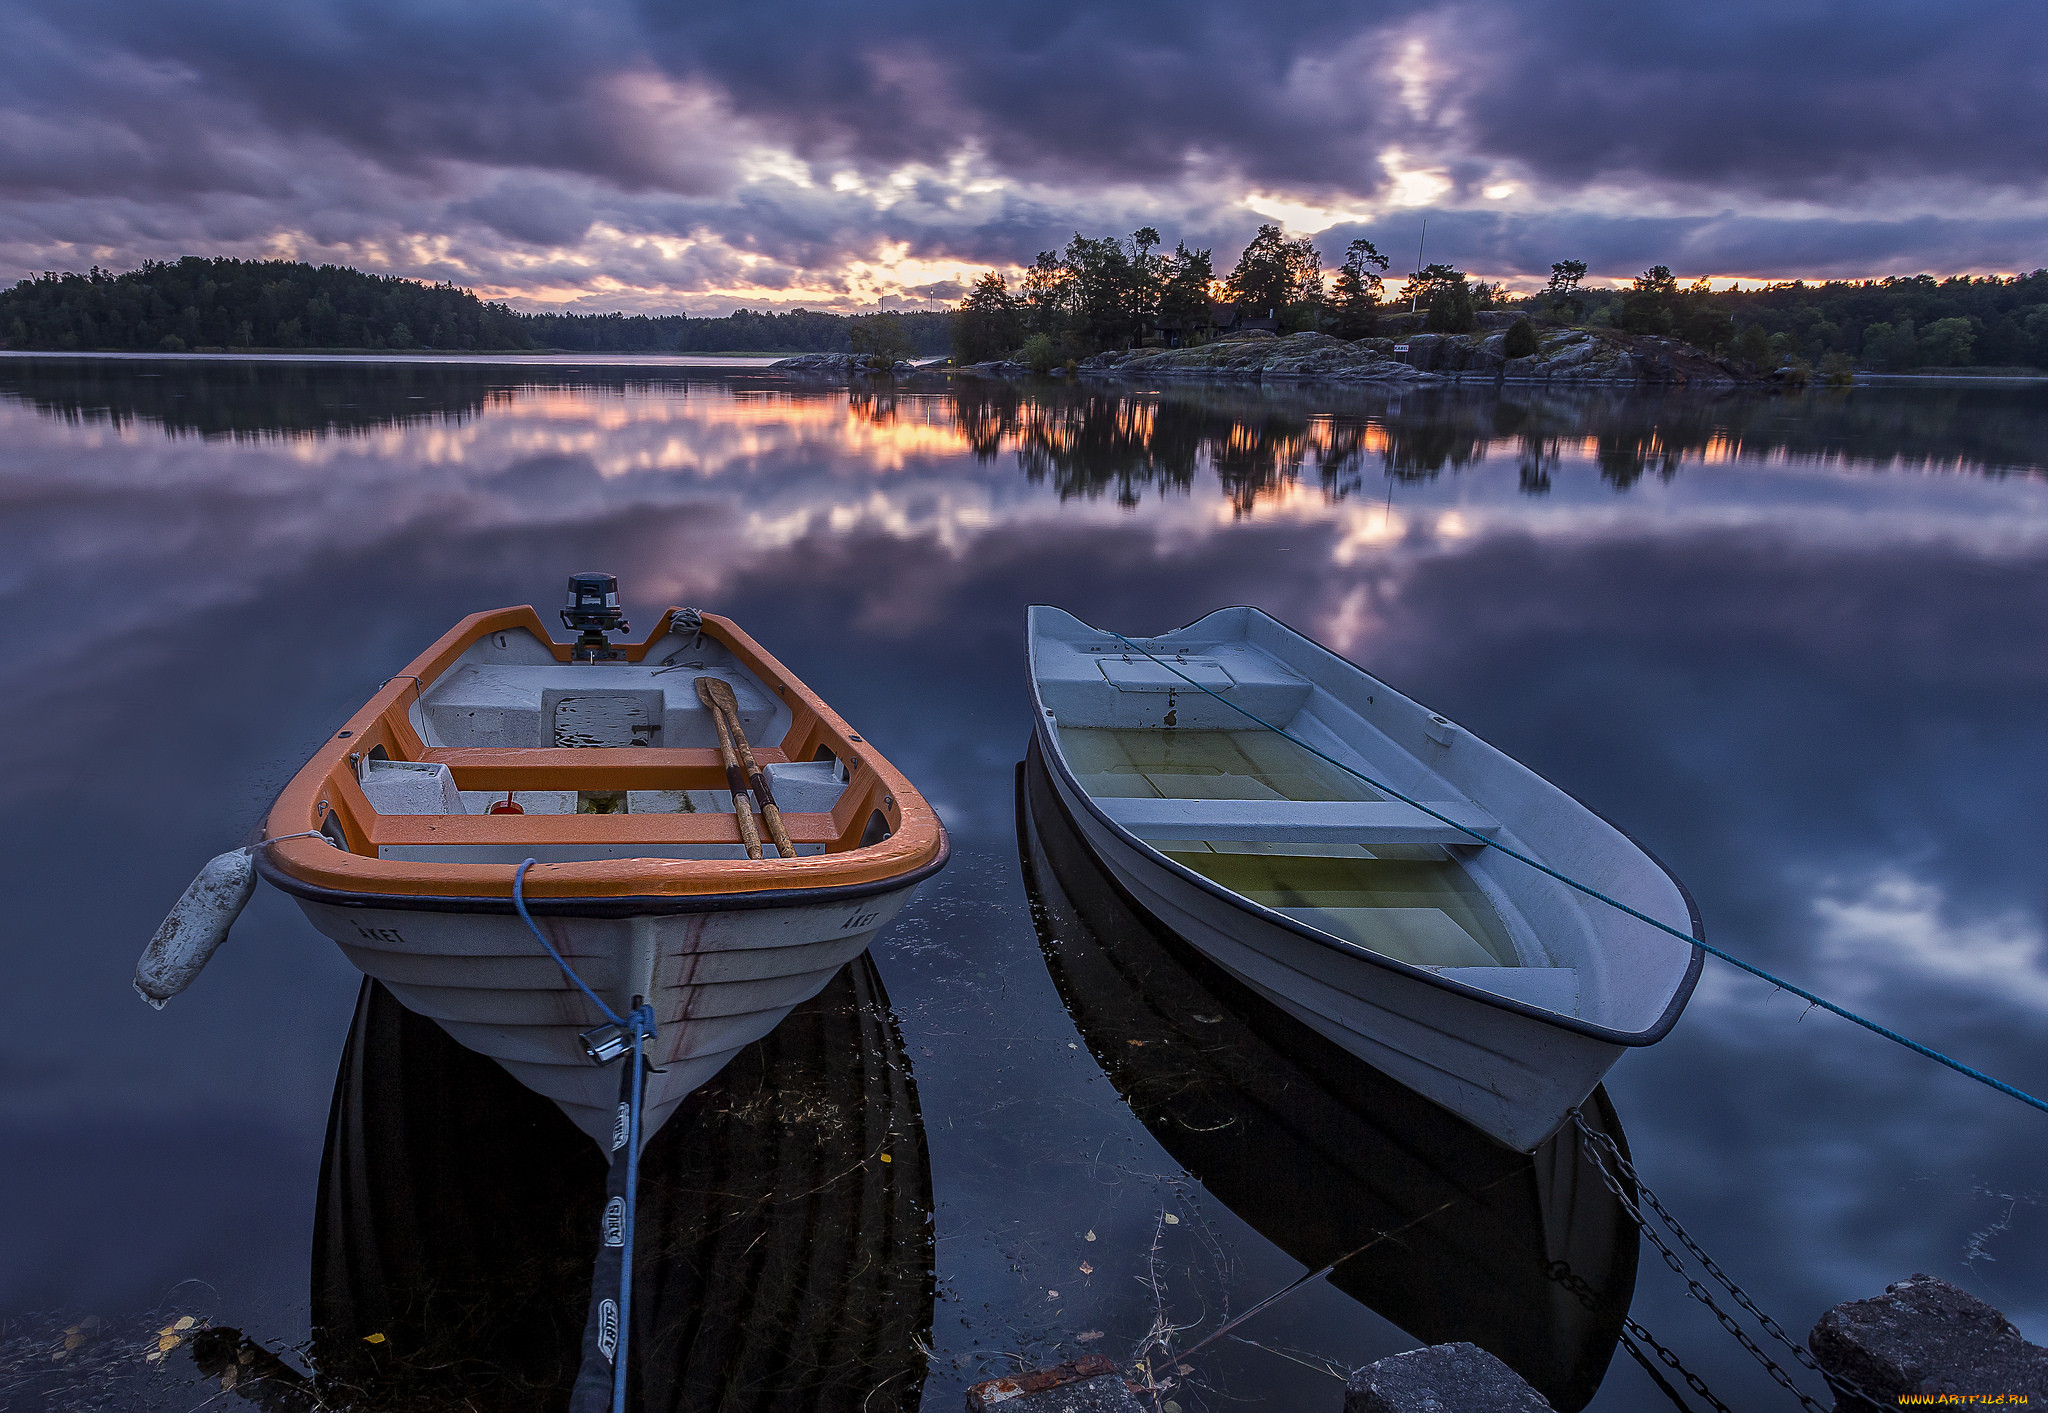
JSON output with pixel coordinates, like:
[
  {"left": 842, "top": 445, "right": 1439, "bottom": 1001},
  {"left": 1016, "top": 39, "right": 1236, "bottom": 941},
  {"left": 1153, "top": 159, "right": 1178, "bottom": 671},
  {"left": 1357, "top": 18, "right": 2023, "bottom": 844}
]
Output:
[{"left": 2, "top": 1, "right": 2042, "bottom": 314}]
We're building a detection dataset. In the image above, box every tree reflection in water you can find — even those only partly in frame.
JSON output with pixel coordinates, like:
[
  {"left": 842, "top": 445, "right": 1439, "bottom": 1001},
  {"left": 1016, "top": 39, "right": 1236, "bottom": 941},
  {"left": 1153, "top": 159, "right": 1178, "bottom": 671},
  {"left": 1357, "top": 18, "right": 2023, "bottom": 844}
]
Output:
[{"left": 943, "top": 379, "right": 2048, "bottom": 512}]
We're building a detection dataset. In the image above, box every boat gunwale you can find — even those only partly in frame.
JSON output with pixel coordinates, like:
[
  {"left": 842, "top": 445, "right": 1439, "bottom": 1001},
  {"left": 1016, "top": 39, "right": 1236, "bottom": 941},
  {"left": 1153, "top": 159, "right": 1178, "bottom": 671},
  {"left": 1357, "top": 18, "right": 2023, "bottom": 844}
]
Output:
[
  {"left": 262, "top": 606, "right": 946, "bottom": 900},
  {"left": 1025, "top": 604, "right": 1704, "bottom": 1050},
  {"left": 254, "top": 834, "right": 950, "bottom": 916}
]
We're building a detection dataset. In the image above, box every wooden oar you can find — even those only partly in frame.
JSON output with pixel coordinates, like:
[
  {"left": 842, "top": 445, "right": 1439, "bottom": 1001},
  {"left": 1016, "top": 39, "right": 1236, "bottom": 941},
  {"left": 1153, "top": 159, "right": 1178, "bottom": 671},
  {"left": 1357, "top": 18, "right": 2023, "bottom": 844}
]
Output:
[
  {"left": 698, "top": 676, "right": 797, "bottom": 859},
  {"left": 695, "top": 677, "right": 764, "bottom": 860}
]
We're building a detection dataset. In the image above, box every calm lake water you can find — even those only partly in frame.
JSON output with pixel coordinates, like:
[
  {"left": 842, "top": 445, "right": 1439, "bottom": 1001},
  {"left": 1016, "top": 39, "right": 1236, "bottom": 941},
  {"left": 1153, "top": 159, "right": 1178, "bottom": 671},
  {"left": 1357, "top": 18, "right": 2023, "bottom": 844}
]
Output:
[{"left": 2, "top": 355, "right": 2044, "bottom": 1411}]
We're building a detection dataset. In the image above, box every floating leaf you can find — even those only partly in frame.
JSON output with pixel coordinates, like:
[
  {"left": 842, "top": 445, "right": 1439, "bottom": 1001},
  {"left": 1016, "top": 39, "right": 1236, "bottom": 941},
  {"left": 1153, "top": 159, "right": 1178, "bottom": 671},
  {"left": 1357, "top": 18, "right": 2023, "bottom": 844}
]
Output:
[
  {"left": 1076, "top": 1330, "right": 1105, "bottom": 1342},
  {"left": 363, "top": 1332, "right": 387, "bottom": 1345},
  {"left": 879, "top": 1153, "right": 893, "bottom": 1163},
  {"left": 1162, "top": 1213, "right": 1179, "bottom": 1225},
  {"left": 173, "top": 1317, "right": 196, "bottom": 1332},
  {"left": 1084, "top": 1230, "right": 1097, "bottom": 1241},
  {"left": 1078, "top": 1261, "right": 1094, "bottom": 1275}
]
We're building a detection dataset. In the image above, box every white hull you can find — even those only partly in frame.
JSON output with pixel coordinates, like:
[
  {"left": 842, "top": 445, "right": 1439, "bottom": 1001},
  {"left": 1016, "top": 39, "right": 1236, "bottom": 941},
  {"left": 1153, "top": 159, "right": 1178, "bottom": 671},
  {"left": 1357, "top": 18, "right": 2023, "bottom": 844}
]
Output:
[
  {"left": 1040, "top": 756, "right": 1618, "bottom": 1150},
  {"left": 1027, "top": 605, "right": 1702, "bottom": 1153},
  {"left": 291, "top": 884, "right": 921, "bottom": 1147}
]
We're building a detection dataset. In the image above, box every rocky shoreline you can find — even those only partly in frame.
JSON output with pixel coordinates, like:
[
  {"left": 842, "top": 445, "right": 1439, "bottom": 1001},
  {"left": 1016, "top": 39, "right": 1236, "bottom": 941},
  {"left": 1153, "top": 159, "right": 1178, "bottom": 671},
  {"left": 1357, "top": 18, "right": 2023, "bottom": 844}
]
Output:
[
  {"left": 772, "top": 326, "right": 1760, "bottom": 387},
  {"left": 963, "top": 1273, "right": 2047, "bottom": 1412}
]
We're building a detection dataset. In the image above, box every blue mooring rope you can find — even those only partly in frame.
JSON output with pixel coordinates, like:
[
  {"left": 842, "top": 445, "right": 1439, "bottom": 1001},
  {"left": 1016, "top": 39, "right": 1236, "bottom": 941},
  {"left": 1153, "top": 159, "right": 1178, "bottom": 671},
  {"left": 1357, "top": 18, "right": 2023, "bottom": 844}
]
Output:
[
  {"left": 514, "top": 858, "right": 656, "bottom": 1413},
  {"left": 1103, "top": 630, "right": 2048, "bottom": 1119},
  {"left": 514, "top": 857, "right": 624, "bottom": 1027}
]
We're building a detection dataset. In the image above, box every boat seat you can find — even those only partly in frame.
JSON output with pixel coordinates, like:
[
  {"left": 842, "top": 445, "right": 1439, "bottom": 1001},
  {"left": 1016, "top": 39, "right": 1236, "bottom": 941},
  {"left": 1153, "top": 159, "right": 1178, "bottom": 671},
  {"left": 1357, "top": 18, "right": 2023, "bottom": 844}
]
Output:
[
  {"left": 1099, "top": 795, "right": 1497, "bottom": 846},
  {"left": 359, "top": 759, "right": 464, "bottom": 815}
]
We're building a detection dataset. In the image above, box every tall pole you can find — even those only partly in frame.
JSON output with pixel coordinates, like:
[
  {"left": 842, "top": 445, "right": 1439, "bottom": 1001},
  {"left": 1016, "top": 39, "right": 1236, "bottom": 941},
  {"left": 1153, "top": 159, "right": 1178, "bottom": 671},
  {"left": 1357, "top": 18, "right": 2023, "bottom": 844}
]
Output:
[{"left": 1410, "top": 219, "right": 1427, "bottom": 316}]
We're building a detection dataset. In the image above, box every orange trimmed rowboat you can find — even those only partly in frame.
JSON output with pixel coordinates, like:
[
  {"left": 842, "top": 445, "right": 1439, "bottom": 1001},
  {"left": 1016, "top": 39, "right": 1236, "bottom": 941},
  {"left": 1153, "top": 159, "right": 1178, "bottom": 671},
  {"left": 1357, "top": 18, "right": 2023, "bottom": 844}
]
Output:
[{"left": 252, "top": 588, "right": 947, "bottom": 1146}]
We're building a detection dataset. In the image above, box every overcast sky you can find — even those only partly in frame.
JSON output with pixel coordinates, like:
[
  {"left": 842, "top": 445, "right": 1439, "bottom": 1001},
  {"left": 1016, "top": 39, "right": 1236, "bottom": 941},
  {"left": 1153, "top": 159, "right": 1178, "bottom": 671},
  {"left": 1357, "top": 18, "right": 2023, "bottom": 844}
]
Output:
[{"left": 4, "top": 0, "right": 2044, "bottom": 313}]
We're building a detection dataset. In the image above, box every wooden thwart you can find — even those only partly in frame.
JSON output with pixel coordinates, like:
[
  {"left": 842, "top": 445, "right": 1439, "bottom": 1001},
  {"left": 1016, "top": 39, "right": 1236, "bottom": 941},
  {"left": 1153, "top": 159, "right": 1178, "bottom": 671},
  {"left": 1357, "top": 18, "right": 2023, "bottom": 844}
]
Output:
[{"left": 1098, "top": 796, "right": 1499, "bottom": 846}]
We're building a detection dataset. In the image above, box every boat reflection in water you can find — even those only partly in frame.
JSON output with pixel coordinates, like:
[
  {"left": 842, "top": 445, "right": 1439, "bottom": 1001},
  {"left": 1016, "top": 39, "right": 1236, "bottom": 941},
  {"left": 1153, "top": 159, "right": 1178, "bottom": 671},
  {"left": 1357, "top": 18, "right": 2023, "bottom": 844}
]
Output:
[
  {"left": 1019, "top": 743, "right": 1638, "bottom": 1412},
  {"left": 310, "top": 952, "right": 933, "bottom": 1412}
]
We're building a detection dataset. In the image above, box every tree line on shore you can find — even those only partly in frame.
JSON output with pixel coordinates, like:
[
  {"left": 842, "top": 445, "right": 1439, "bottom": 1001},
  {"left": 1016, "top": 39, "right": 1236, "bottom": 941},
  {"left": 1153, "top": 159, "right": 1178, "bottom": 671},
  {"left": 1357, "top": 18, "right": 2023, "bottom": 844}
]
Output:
[
  {"left": 953, "top": 223, "right": 1419, "bottom": 366},
  {"left": 5, "top": 251, "right": 2044, "bottom": 374},
  {"left": 0, "top": 257, "right": 953, "bottom": 356},
  {"left": 951, "top": 225, "right": 2048, "bottom": 374}
]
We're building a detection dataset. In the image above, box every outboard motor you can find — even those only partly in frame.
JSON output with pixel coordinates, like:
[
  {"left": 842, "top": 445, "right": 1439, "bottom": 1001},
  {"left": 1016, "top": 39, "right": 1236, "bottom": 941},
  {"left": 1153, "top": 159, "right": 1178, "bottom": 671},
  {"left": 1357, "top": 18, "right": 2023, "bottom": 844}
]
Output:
[{"left": 563, "top": 572, "right": 628, "bottom": 662}]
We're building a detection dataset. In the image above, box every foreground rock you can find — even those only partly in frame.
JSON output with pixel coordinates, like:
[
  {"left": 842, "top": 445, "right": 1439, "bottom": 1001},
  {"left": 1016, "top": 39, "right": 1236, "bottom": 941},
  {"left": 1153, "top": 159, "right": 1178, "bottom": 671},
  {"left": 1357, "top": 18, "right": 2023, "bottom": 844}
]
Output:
[
  {"left": 1810, "top": 1273, "right": 2048, "bottom": 1410},
  {"left": 1345, "top": 1343, "right": 1553, "bottom": 1412},
  {"left": 964, "top": 1355, "right": 1143, "bottom": 1412}
]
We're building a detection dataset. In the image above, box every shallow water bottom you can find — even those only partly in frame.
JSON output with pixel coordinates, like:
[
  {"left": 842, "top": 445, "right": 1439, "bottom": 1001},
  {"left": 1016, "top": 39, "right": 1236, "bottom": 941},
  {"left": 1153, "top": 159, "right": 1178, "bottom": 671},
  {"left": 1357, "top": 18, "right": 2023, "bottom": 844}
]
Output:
[
  {"left": 1057, "top": 727, "right": 1520, "bottom": 968},
  {"left": 1162, "top": 848, "right": 1519, "bottom": 967}
]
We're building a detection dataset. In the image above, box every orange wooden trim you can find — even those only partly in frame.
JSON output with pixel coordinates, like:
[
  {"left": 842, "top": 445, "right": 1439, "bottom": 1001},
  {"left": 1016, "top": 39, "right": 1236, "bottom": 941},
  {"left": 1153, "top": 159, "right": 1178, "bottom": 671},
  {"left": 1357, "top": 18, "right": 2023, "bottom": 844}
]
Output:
[
  {"left": 263, "top": 607, "right": 944, "bottom": 900},
  {"left": 367, "top": 811, "right": 843, "bottom": 848},
  {"left": 421, "top": 747, "right": 790, "bottom": 790}
]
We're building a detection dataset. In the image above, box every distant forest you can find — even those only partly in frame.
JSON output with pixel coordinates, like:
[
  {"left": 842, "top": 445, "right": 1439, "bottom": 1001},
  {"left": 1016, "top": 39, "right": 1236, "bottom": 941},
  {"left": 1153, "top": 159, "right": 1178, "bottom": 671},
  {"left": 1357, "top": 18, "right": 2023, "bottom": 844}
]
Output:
[
  {"left": 520, "top": 306, "right": 951, "bottom": 354},
  {"left": 0, "top": 257, "right": 951, "bottom": 355},
  {"left": 954, "top": 222, "right": 2048, "bottom": 373},
  {"left": 1559, "top": 268, "right": 2048, "bottom": 373},
  {"left": 2, "top": 252, "right": 2043, "bottom": 372}
]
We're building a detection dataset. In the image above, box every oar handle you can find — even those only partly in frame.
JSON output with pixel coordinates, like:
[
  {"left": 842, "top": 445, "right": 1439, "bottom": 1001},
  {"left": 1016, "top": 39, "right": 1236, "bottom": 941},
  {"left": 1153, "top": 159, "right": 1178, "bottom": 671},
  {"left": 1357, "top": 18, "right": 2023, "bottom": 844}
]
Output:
[
  {"left": 755, "top": 797, "right": 795, "bottom": 860},
  {"left": 697, "top": 682, "right": 763, "bottom": 860},
  {"left": 735, "top": 748, "right": 796, "bottom": 859},
  {"left": 699, "top": 678, "right": 797, "bottom": 859}
]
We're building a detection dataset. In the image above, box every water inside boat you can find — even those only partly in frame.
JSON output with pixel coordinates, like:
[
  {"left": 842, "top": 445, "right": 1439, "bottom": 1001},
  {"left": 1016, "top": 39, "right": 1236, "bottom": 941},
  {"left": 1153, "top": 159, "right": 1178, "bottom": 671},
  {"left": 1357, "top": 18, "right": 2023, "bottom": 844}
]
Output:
[
  {"left": 1060, "top": 726, "right": 1522, "bottom": 971},
  {"left": 1059, "top": 727, "right": 1385, "bottom": 804}
]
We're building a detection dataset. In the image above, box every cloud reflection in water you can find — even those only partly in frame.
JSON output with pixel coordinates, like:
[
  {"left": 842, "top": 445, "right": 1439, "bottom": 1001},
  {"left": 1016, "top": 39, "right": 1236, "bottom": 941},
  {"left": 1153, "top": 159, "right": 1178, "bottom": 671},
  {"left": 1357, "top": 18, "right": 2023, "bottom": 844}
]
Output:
[{"left": 1, "top": 361, "right": 2044, "bottom": 1409}]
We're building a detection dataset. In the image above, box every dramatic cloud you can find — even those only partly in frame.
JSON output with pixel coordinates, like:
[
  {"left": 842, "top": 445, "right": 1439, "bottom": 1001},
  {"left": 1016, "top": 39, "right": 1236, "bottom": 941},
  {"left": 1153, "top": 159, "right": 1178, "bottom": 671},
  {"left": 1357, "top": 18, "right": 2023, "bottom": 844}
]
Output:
[{"left": 2, "top": 0, "right": 2043, "bottom": 310}]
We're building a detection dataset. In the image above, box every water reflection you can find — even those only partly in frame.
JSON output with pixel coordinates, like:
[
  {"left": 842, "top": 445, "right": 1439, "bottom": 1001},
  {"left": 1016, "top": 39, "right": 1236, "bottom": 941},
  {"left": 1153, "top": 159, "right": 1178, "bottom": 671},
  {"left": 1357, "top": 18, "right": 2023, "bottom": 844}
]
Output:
[
  {"left": 942, "top": 381, "right": 2048, "bottom": 511},
  {"left": 5, "top": 358, "right": 2046, "bottom": 1411},
  {"left": 1017, "top": 744, "right": 1637, "bottom": 1411},
  {"left": 0, "top": 357, "right": 511, "bottom": 439},
  {"left": 5, "top": 358, "right": 2043, "bottom": 497},
  {"left": 310, "top": 955, "right": 932, "bottom": 1412}
]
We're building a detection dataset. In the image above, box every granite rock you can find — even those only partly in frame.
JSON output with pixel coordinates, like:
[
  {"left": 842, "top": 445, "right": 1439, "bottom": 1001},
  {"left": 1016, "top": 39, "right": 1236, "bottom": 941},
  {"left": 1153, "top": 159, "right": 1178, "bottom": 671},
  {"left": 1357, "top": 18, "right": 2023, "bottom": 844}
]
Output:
[
  {"left": 1092, "top": 331, "right": 1433, "bottom": 383},
  {"left": 1063, "top": 328, "right": 1751, "bottom": 386},
  {"left": 767, "top": 352, "right": 908, "bottom": 374},
  {"left": 1344, "top": 1343, "right": 1554, "bottom": 1413},
  {"left": 1809, "top": 1273, "right": 2048, "bottom": 1410}
]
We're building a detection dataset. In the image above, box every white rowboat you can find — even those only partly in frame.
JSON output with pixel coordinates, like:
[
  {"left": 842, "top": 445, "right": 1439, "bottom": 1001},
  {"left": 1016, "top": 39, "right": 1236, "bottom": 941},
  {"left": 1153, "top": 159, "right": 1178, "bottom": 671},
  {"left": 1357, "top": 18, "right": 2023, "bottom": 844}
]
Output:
[{"left": 1026, "top": 605, "right": 1702, "bottom": 1152}]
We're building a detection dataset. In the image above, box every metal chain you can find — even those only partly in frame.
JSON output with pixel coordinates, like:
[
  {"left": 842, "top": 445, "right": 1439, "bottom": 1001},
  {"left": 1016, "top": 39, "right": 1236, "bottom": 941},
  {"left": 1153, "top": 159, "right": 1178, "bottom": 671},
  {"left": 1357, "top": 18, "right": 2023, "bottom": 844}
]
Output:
[
  {"left": 1546, "top": 1258, "right": 1735, "bottom": 1413},
  {"left": 1581, "top": 1128, "right": 1907, "bottom": 1413},
  {"left": 1575, "top": 1116, "right": 1825, "bottom": 1373},
  {"left": 1620, "top": 1330, "right": 1707, "bottom": 1413},
  {"left": 1569, "top": 1115, "right": 1835, "bottom": 1413},
  {"left": 1624, "top": 1319, "right": 1739, "bottom": 1413}
]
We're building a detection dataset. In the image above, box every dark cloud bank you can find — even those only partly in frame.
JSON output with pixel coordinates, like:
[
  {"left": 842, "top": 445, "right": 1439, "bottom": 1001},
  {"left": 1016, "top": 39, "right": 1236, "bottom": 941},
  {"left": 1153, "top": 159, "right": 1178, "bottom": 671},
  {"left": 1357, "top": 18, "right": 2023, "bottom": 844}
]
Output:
[{"left": 1, "top": 0, "right": 2043, "bottom": 306}]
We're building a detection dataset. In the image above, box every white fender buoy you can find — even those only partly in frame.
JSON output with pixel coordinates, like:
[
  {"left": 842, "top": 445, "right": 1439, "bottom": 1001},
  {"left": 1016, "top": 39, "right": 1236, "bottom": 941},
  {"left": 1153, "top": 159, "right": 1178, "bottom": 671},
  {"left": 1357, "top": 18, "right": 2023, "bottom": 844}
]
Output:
[{"left": 135, "top": 847, "right": 258, "bottom": 1009}]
